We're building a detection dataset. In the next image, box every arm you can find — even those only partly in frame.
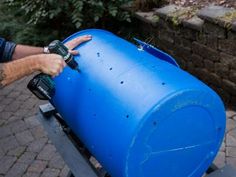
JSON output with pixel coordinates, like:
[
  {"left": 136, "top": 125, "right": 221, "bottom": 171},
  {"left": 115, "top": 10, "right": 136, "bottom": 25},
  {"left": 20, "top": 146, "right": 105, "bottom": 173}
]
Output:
[
  {"left": 0, "top": 54, "right": 65, "bottom": 87},
  {"left": 12, "top": 35, "right": 92, "bottom": 60},
  {"left": 0, "top": 35, "right": 92, "bottom": 87},
  {"left": 12, "top": 45, "right": 43, "bottom": 60}
]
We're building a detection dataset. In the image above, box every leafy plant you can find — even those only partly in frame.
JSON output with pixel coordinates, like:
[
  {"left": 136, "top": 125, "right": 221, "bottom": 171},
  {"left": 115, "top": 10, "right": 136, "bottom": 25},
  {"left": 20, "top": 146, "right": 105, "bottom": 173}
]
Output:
[{"left": 1, "top": 0, "right": 132, "bottom": 45}]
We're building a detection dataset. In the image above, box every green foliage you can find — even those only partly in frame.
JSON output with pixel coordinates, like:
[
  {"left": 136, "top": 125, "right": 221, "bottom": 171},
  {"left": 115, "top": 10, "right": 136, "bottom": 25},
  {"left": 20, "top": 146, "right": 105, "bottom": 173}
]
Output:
[{"left": 0, "top": 0, "right": 132, "bottom": 45}]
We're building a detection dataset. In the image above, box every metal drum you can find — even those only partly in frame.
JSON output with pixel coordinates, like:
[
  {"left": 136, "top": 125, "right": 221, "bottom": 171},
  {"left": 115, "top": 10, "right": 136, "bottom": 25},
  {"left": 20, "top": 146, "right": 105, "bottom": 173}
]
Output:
[{"left": 51, "top": 29, "right": 226, "bottom": 177}]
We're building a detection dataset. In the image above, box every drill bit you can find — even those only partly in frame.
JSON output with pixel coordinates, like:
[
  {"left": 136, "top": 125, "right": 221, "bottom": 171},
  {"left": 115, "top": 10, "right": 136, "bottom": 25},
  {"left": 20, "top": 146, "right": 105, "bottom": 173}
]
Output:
[{"left": 75, "top": 67, "right": 80, "bottom": 73}]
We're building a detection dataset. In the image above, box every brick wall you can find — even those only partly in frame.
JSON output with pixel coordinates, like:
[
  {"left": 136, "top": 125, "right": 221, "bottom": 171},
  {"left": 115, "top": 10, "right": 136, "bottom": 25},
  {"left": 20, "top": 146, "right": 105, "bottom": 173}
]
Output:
[{"left": 133, "top": 5, "right": 236, "bottom": 106}]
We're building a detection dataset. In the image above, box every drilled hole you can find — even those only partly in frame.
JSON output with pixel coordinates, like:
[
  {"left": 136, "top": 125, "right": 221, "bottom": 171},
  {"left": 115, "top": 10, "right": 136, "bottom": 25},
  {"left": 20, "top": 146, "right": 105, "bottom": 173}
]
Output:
[
  {"left": 97, "top": 52, "right": 100, "bottom": 57},
  {"left": 108, "top": 154, "right": 113, "bottom": 159},
  {"left": 109, "top": 67, "right": 113, "bottom": 71},
  {"left": 126, "top": 115, "right": 129, "bottom": 118},
  {"left": 93, "top": 114, "right": 96, "bottom": 117},
  {"left": 153, "top": 121, "right": 157, "bottom": 126},
  {"left": 120, "top": 81, "right": 124, "bottom": 84},
  {"left": 88, "top": 88, "right": 92, "bottom": 92},
  {"left": 162, "top": 82, "right": 166, "bottom": 85}
]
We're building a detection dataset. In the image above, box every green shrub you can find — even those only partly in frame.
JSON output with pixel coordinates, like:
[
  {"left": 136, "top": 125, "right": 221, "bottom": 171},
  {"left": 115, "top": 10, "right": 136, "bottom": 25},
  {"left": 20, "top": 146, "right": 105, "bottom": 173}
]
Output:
[{"left": 0, "top": 0, "right": 132, "bottom": 45}]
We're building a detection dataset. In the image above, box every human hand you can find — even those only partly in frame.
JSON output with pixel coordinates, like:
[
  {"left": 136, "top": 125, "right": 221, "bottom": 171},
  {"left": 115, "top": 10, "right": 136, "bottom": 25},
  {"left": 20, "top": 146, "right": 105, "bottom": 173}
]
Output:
[
  {"left": 37, "top": 54, "right": 66, "bottom": 77},
  {"left": 64, "top": 35, "right": 92, "bottom": 55}
]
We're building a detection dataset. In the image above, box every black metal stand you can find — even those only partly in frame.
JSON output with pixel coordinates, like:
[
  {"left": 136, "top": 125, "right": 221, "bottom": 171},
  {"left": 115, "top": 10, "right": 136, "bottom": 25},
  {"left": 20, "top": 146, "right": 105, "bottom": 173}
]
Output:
[
  {"left": 37, "top": 103, "right": 110, "bottom": 177},
  {"left": 37, "top": 103, "right": 236, "bottom": 177}
]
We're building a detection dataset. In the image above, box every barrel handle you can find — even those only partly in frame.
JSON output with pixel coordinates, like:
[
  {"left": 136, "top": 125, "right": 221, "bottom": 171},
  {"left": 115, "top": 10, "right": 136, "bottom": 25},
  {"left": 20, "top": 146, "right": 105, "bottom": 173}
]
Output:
[{"left": 134, "top": 38, "right": 179, "bottom": 68}]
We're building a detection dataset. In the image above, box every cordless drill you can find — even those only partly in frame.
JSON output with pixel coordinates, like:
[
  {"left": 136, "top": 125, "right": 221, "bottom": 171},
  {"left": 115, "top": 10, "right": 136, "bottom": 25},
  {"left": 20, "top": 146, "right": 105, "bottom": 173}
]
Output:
[{"left": 27, "top": 40, "right": 79, "bottom": 100}]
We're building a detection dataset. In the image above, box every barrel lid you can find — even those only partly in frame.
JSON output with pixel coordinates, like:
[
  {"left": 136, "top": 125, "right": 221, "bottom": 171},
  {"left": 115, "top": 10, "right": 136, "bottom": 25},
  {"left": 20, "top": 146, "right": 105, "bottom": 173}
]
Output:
[{"left": 125, "top": 89, "right": 225, "bottom": 177}]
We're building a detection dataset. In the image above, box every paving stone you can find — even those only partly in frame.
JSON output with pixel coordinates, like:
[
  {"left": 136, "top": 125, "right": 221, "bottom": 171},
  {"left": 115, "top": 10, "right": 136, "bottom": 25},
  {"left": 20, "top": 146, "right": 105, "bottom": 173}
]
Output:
[
  {"left": 155, "top": 4, "right": 182, "bottom": 18},
  {"left": 40, "top": 168, "right": 60, "bottom": 177},
  {"left": 6, "top": 115, "right": 21, "bottom": 124},
  {"left": 226, "top": 119, "right": 236, "bottom": 132},
  {"left": 1, "top": 98, "right": 14, "bottom": 106},
  {"left": 24, "top": 116, "right": 41, "bottom": 128},
  {"left": 15, "top": 130, "right": 34, "bottom": 146},
  {"left": 0, "top": 147, "right": 4, "bottom": 158},
  {"left": 226, "top": 110, "right": 236, "bottom": 118},
  {"left": 5, "top": 162, "right": 28, "bottom": 177},
  {"left": 134, "top": 11, "right": 158, "bottom": 26},
  {"left": 226, "top": 157, "right": 236, "bottom": 167},
  {"left": 59, "top": 165, "right": 70, "bottom": 177},
  {"left": 220, "top": 141, "right": 226, "bottom": 152},
  {"left": 27, "top": 160, "right": 47, "bottom": 173},
  {"left": 0, "top": 88, "right": 12, "bottom": 96},
  {"left": 20, "top": 99, "right": 38, "bottom": 110},
  {"left": 8, "top": 119, "right": 28, "bottom": 134},
  {"left": 22, "top": 172, "right": 40, "bottom": 177},
  {"left": 226, "top": 147, "right": 236, "bottom": 157},
  {"left": 0, "top": 111, "right": 13, "bottom": 120},
  {"left": 6, "top": 91, "right": 21, "bottom": 98},
  {"left": 18, "top": 151, "right": 37, "bottom": 164},
  {"left": 4, "top": 100, "right": 21, "bottom": 112},
  {"left": 27, "top": 138, "right": 48, "bottom": 153},
  {"left": 7, "top": 146, "right": 26, "bottom": 157},
  {"left": 0, "top": 155, "right": 17, "bottom": 174},
  {"left": 0, "top": 126, "right": 12, "bottom": 138},
  {"left": 30, "top": 125, "right": 47, "bottom": 139},
  {"left": 13, "top": 109, "right": 29, "bottom": 118},
  {"left": 226, "top": 134, "right": 236, "bottom": 147},
  {"left": 213, "top": 151, "right": 226, "bottom": 168},
  {"left": 16, "top": 94, "right": 30, "bottom": 102},
  {"left": 37, "top": 144, "right": 56, "bottom": 161},
  {"left": 0, "top": 105, "right": 6, "bottom": 112},
  {"left": 0, "top": 119, "right": 6, "bottom": 126},
  {"left": 49, "top": 153, "right": 65, "bottom": 169},
  {"left": 226, "top": 129, "right": 236, "bottom": 147},
  {"left": 0, "top": 135, "right": 19, "bottom": 153},
  {"left": 197, "top": 5, "right": 234, "bottom": 25},
  {"left": 183, "top": 16, "right": 204, "bottom": 31}
]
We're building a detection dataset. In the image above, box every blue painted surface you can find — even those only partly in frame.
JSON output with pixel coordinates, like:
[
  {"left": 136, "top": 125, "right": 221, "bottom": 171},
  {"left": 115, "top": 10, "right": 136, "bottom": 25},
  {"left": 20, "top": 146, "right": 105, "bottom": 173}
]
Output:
[{"left": 51, "top": 29, "right": 226, "bottom": 177}]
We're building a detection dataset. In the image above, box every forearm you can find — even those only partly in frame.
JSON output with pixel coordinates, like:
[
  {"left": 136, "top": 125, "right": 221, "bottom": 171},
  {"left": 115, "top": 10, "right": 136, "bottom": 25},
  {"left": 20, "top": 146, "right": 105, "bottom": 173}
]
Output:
[
  {"left": 0, "top": 56, "right": 40, "bottom": 87},
  {"left": 12, "top": 45, "right": 43, "bottom": 60}
]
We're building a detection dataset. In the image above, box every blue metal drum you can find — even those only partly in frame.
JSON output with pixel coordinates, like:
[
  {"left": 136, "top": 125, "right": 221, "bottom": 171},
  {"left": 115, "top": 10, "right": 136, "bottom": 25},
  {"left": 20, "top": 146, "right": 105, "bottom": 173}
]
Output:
[{"left": 51, "top": 29, "right": 226, "bottom": 177}]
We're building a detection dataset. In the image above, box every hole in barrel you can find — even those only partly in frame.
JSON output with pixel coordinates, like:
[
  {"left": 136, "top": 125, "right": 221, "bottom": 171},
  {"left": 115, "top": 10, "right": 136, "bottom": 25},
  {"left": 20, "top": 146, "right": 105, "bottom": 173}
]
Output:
[
  {"left": 108, "top": 154, "right": 113, "bottom": 159},
  {"left": 162, "top": 82, "right": 166, "bottom": 85},
  {"left": 120, "top": 81, "right": 124, "bottom": 84},
  {"left": 153, "top": 121, "right": 157, "bottom": 126},
  {"left": 126, "top": 115, "right": 129, "bottom": 118},
  {"left": 109, "top": 67, "right": 113, "bottom": 71}
]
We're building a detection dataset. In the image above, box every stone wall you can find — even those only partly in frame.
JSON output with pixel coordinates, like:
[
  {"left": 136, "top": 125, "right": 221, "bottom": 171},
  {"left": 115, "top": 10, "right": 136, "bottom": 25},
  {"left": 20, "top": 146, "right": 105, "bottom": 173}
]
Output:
[{"left": 133, "top": 5, "right": 236, "bottom": 106}]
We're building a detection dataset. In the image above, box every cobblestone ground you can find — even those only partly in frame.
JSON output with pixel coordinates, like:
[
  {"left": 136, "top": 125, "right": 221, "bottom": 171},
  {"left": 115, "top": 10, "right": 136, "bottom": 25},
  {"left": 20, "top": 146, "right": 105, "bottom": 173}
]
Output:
[
  {"left": 0, "top": 76, "right": 70, "bottom": 177},
  {"left": 0, "top": 75, "right": 236, "bottom": 177},
  {"left": 213, "top": 110, "right": 236, "bottom": 169}
]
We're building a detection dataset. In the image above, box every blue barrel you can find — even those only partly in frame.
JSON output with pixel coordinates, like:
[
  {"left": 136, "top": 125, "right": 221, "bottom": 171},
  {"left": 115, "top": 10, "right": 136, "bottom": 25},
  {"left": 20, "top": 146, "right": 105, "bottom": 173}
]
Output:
[{"left": 51, "top": 29, "right": 226, "bottom": 177}]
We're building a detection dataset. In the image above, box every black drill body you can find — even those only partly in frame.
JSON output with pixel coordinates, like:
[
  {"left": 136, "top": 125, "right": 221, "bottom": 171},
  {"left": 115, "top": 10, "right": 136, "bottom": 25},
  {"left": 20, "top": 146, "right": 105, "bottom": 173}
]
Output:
[{"left": 27, "top": 40, "right": 79, "bottom": 100}]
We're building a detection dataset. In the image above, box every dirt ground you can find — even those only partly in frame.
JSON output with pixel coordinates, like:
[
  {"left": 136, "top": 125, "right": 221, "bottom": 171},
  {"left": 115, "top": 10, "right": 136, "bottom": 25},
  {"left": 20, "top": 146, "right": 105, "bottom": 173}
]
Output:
[{"left": 168, "top": 0, "right": 236, "bottom": 8}]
